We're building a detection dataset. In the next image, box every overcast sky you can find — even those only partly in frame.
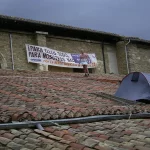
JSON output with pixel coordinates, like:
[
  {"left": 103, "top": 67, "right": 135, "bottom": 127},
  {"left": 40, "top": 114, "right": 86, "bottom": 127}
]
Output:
[{"left": 0, "top": 0, "right": 150, "bottom": 40}]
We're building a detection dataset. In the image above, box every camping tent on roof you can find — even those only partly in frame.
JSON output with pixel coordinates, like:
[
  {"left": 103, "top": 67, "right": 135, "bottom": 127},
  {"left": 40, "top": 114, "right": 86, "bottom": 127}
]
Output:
[{"left": 115, "top": 72, "right": 150, "bottom": 102}]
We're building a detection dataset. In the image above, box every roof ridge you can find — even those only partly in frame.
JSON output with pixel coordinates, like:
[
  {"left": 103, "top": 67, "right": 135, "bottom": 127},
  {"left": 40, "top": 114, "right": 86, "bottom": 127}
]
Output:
[
  {"left": 0, "top": 14, "right": 124, "bottom": 37},
  {"left": 0, "top": 14, "right": 150, "bottom": 44}
]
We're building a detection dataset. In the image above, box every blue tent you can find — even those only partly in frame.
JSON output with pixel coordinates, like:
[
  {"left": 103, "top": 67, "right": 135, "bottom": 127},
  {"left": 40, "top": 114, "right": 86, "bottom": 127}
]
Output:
[{"left": 115, "top": 72, "right": 150, "bottom": 102}]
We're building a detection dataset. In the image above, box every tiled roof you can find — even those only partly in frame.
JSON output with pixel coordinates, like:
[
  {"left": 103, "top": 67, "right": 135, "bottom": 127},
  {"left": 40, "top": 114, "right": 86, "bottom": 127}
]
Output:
[
  {"left": 0, "top": 14, "right": 121, "bottom": 38},
  {"left": 0, "top": 69, "right": 150, "bottom": 150},
  {"left": 0, "top": 70, "right": 149, "bottom": 123},
  {"left": 0, "top": 14, "right": 150, "bottom": 44},
  {"left": 0, "top": 119, "right": 150, "bottom": 150}
]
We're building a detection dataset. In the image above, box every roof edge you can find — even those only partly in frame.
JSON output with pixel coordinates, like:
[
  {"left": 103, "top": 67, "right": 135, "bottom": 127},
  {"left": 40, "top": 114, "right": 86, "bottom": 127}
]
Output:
[{"left": 0, "top": 14, "right": 150, "bottom": 44}]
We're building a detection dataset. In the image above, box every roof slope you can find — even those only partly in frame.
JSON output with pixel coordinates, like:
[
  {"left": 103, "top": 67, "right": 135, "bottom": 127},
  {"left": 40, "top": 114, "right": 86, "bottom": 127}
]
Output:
[
  {"left": 0, "top": 70, "right": 150, "bottom": 150},
  {"left": 0, "top": 14, "right": 121, "bottom": 37},
  {"left": 0, "top": 119, "right": 150, "bottom": 150},
  {"left": 0, "top": 70, "right": 149, "bottom": 123},
  {"left": 0, "top": 14, "right": 150, "bottom": 44}
]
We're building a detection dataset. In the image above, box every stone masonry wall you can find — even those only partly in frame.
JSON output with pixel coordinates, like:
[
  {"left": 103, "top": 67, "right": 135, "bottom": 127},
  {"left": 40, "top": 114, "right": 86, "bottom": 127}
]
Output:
[
  {"left": 36, "top": 32, "right": 48, "bottom": 71},
  {"left": 0, "top": 31, "right": 37, "bottom": 70},
  {"left": 116, "top": 41, "right": 128, "bottom": 75},
  {"left": 0, "top": 32, "right": 11, "bottom": 69},
  {"left": 128, "top": 43, "right": 150, "bottom": 73},
  {"left": 12, "top": 33, "right": 37, "bottom": 70},
  {"left": 0, "top": 30, "right": 119, "bottom": 74},
  {"left": 46, "top": 37, "right": 108, "bottom": 74}
]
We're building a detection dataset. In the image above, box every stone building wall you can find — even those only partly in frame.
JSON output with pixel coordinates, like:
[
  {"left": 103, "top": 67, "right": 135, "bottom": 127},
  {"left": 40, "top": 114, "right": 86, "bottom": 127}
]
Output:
[
  {"left": 128, "top": 43, "right": 150, "bottom": 73},
  {"left": 1, "top": 30, "right": 149, "bottom": 75},
  {"left": 12, "top": 33, "right": 37, "bottom": 70},
  {"left": 116, "top": 41, "right": 128, "bottom": 74},
  {"left": 46, "top": 37, "right": 119, "bottom": 74},
  {"left": 1, "top": 31, "right": 116, "bottom": 74},
  {"left": 0, "top": 32, "right": 11, "bottom": 69},
  {"left": 46, "top": 37, "right": 105, "bottom": 74},
  {"left": 0, "top": 31, "right": 37, "bottom": 70}
]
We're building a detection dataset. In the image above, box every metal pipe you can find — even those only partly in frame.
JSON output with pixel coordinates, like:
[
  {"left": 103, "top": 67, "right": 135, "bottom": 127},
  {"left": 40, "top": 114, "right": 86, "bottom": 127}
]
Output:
[
  {"left": 102, "top": 42, "right": 106, "bottom": 73},
  {"left": 36, "top": 123, "right": 44, "bottom": 130},
  {"left": 9, "top": 34, "right": 14, "bottom": 70},
  {"left": 125, "top": 39, "right": 130, "bottom": 74},
  {"left": 0, "top": 113, "right": 150, "bottom": 130}
]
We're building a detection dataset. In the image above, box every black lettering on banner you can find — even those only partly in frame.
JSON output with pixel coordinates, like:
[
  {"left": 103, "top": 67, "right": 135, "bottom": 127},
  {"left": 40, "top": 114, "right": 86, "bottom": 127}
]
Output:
[
  {"left": 29, "top": 45, "right": 44, "bottom": 53},
  {"left": 34, "top": 52, "right": 37, "bottom": 57},
  {"left": 35, "top": 47, "right": 39, "bottom": 52},
  {"left": 51, "top": 51, "right": 56, "bottom": 55},
  {"left": 44, "top": 49, "right": 47, "bottom": 53},
  {"left": 30, "top": 46, "right": 33, "bottom": 51},
  {"left": 44, "top": 49, "right": 56, "bottom": 55},
  {"left": 28, "top": 45, "right": 32, "bottom": 51},
  {"left": 33, "top": 46, "right": 38, "bottom": 52},
  {"left": 39, "top": 48, "right": 43, "bottom": 53},
  {"left": 67, "top": 58, "right": 74, "bottom": 62},
  {"left": 29, "top": 52, "right": 41, "bottom": 58},
  {"left": 43, "top": 52, "right": 66, "bottom": 62},
  {"left": 38, "top": 53, "right": 41, "bottom": 58},
  {"left": 43, "top": 53, "right": 52, "bottom": 59},
  {"left": 57, "top": 52, "right": 69, "bottom": 57},
  {"left": 29, "top": 52, "right": 32, "bottom": 57}
]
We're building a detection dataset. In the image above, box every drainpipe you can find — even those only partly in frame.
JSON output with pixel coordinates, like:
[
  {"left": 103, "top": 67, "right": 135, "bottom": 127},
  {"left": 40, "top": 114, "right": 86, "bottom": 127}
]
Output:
[
  {"left": 125, "top": 39, "right": 130, "bottom": 74},
  {"left": 102, "top": 42, "right": 106, "bottom": 73},
  {"left": 0, "top": 113, "right": 150, "bottom": 130},
  {"left": 9, "top": 34, "right": 14, "bottom": 70}
]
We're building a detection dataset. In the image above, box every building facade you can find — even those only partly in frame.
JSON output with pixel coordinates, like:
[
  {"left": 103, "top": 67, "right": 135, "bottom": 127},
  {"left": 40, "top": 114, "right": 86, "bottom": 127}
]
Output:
[{"left": 0, "top": 15, "right": 150, "bottom": 74}]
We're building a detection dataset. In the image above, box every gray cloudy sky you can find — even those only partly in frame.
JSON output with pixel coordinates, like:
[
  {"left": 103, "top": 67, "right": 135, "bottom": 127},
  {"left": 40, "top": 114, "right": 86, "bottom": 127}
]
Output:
[{"left": 0, "top": 0, "right": 150, "bottom": 40}]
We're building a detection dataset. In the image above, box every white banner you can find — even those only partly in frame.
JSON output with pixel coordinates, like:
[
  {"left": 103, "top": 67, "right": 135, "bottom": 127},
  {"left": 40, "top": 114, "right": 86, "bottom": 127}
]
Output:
[{"left": 25, "top": 44, "right": 97, "bottom": 68}]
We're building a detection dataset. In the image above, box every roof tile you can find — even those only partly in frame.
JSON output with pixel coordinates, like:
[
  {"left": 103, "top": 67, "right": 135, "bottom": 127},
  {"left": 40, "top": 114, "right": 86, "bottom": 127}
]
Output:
[
  {"left": 10, "top": 129, "right": 22, "bottom": 136},
  {"left": 52, "top": 142, "right": 69, "bottom": 150},
  {"left": 34, "top": 129, "right": 50, "bottom": 137},
  {"left": 2, "top": 133, "right": 16, "bottom": 140},
  {"left": 38, "top": 137, "right": 54, "bottom": 145},
  {"left": 63, "top": 134, "right": 76, "bottom": 142},
  {"left": 20, "top": 135, "right": 28, "bottom": 140},
  {"left": 70, "top": 142, "right": 85, "bottom": 150},
  {"left": 120, "top": 142, "right": 135, "bottom": 149},
  {"left": 145, "top": 138, "right": 150, "bottom": 144},
  {"left": 0, "top": 136, "right": 11, "bottom": 145},
  {"left": 28, "top": 133, "right": 41, "bottom": 139},
  {"left": 20, "top": 148, "right": 31, "bottom": 150},
  {"left": 95, "top": 146, "right": 112, "bottom": 150},
  {"left": 20, "top": 129, "right": 33, "bottom": 134},
  {"left": 25, "top": 137, "right": 41, "bottom": 145},
  {"left": 81, "top": 138, "right": 99, "bottom": 147},
  {"left": 83, "top": 147, "right": 95, "bottom": 150},
  {"left": 0, "top": 70, "right": 150, "bottom": 150},
  {"left": 53, "top": 130, "right": 66, "bottom": 138},
  {"left": 13, "top": 138, "right": 27, "bottom": 145},
  {"left": 23, "top": 143, "right": 38, "bottom": 149},
  {"left": 104, "top": 140, "right": 120, "bottom": 147},
  {"left": 7, "top": 141, "right": 23, "bottom": 150},
  {"left": 135, "top": 146, "right": 150, "bottom": 150},
  {"left": 49, "top": 134, "right": 62, "bottom": 141}
]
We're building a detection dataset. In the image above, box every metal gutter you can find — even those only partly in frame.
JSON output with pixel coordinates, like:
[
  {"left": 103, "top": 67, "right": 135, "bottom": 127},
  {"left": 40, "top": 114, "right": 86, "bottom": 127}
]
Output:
[
  {"left": 102, "top": 42, "right": 106, "bottom": 73},
  {"left": 9, "top": 34, "right": 14, "bottom": 70},
  {"left": 125, "top": 39, "right": 130, "bottom": 74},
  {"left": 0, "top": 113, "right": 150, "bottom": 130}
]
